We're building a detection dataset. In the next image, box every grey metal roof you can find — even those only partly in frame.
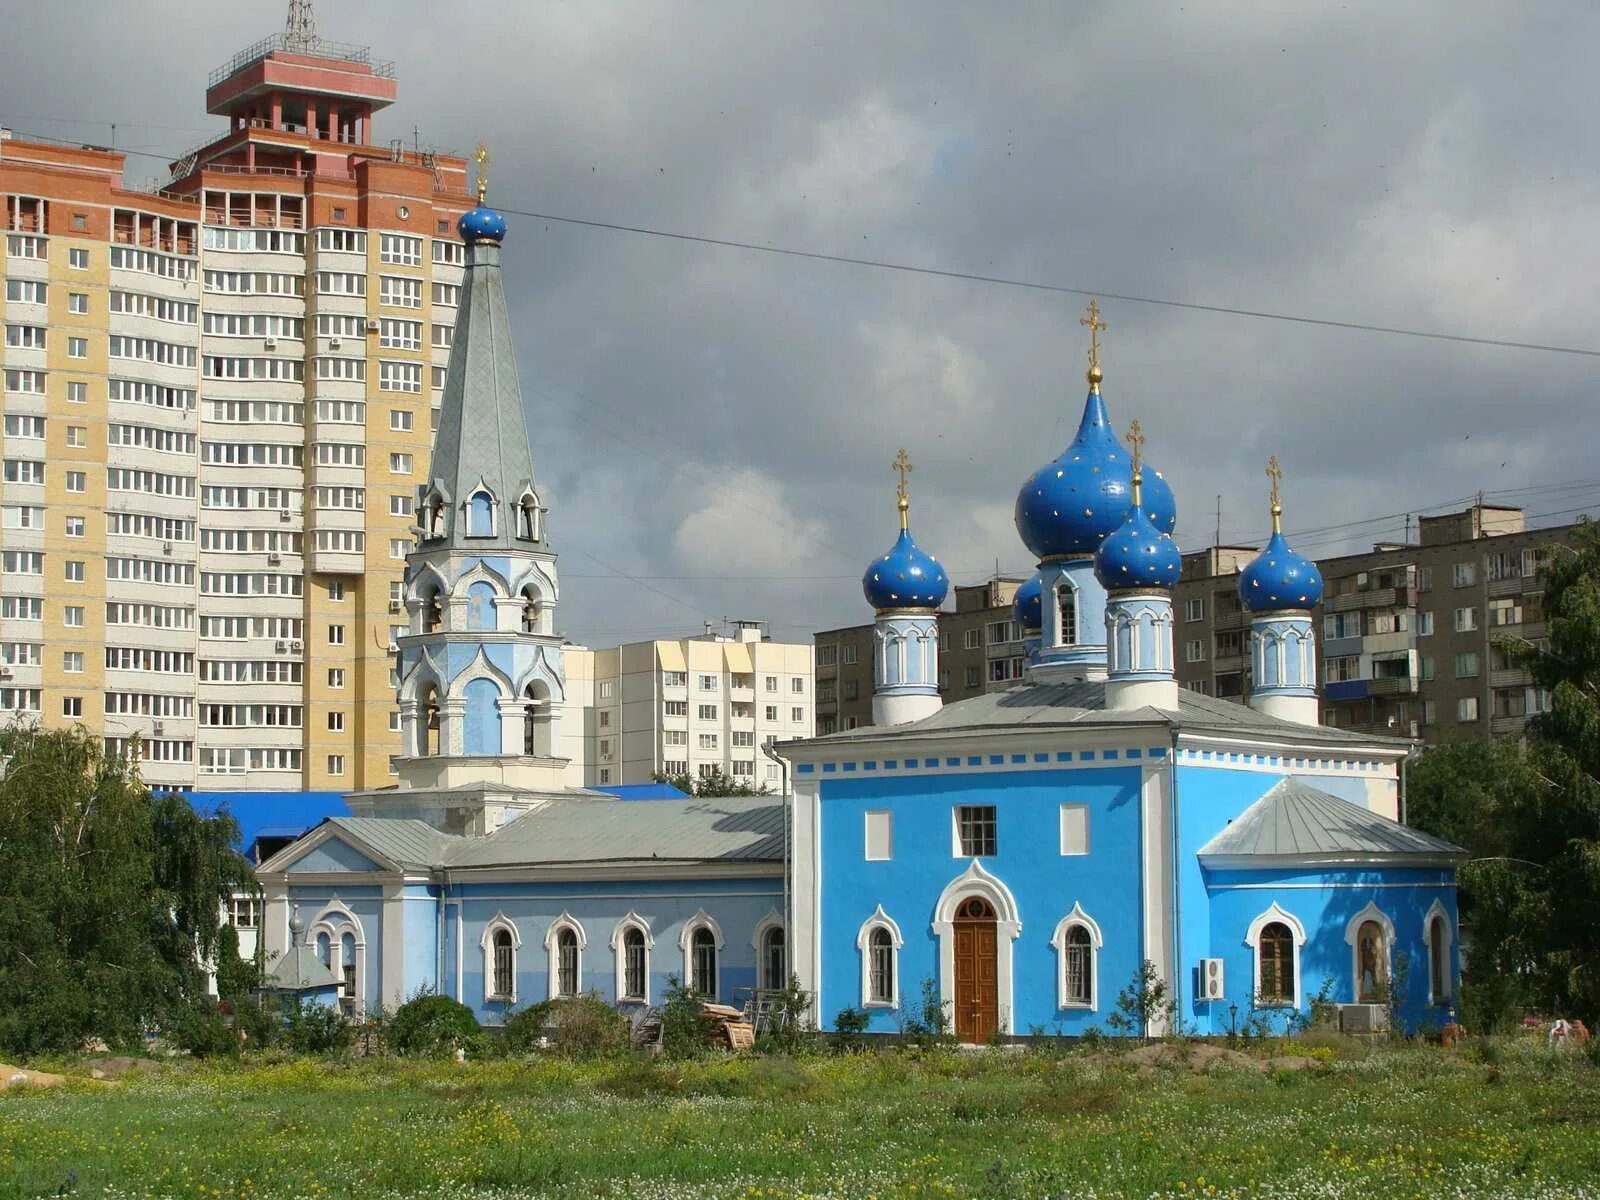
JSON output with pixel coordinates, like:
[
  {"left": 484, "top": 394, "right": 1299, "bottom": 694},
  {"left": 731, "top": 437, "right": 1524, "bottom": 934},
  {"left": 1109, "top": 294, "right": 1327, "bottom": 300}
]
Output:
[
  {"left": 325, "top": 817, "right": 458, "bottom": 870},
  {"left": 424, "top": 239, "right": 542, "bottom": 551},
  {"left": 447, "top": 795, "right": 786, "bottom": 869},
  {"left": 783, "top": 680, "right": 1409, "bottom": 751},
  {"left": 263, "top": 942, "right": 342, "bottom": 992},
  {"left": 1198, "top": 777, "right": 1465, "bottom": 861}
]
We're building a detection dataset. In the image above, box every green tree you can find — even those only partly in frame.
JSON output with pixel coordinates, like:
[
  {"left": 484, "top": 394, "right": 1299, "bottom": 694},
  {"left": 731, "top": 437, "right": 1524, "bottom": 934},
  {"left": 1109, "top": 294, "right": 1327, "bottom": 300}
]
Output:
[
  {"left": 650, "top": 766, "right": 772, "bottom": 797},
  {"left": 0, "top": 727, "right": 257, "bottom": 1054}
]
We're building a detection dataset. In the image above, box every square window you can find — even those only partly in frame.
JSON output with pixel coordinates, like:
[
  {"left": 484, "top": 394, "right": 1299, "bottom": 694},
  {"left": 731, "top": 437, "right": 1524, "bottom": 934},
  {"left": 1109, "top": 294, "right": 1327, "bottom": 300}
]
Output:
[
  {"left": 66, "top": 426, "right": 86, "bottom": 447},
  {"left": 1457, "top": 697, "right": 1479, "bottom": 722},
  {"left": 65, "top": 516, "right": 85, "bottom": 537},
  {"left": 865, "top": 810, "right": 892, "bottom": 860},
  {"left": 62, "top": 696, "right": 83, "bottom": 718},
  {"left": 390, "top": 409, "right": 413, "bottom": 431},
  {"left": 1060, "top": 804, "right": 1089, "bottom": 855},
  {"left": 1184, "top": 597, "right": 1205, "bottom": 622},
  {"left": 66, "top": 470, "right": 86, "bottom": 493},
  {"left": 67, "top": 381, "right": 87, "bottom": 402},
  {"left": 69, "top": 247, "right": 89, "bottom": 268},
  {"left": 64, "top": 605, "right": 84, "bottom": 627},
  {"left": 71, "top": 214, "right": 87, "bottom": 231},
  {"left": 1185, "top": 639, "right": 1206, "bottom": 663},
  {"left": 68, "top": 337, "right": 87, "bottom": 359},
  {"left": 1453, "top": 562, "right": 1477, "bottom": 588},
  {"left": 955, "top": 805, "right": 997, "bottom": 857},
  {"left": 389, "top": 495, "right": 410, "bottom": 517},
  {"left": 68, "top": 294, "right": 88, "bottom": 315},
  {"left": 329, "top": 581, "right": 346, "bottom": 601},
  {"left": 764, "top": 705, "right": 778, "bottom": 721},
  {"left": 328, "top": 711, "right": 345, "bottom": 732},
  {"left": 327, "top": 754, "right": 345, "bottom": 776},
  {"left": 63, "top": 651, "right": 84, "bottom": 673},
  {"left": 389, "top": 452, "right": 411, "bottom": 473},
  {"left": 328, "top": 624, "right": 346, "bottom": 645},
  {"left": 64, "top": 560, "right": 85, "bottom": 583}
]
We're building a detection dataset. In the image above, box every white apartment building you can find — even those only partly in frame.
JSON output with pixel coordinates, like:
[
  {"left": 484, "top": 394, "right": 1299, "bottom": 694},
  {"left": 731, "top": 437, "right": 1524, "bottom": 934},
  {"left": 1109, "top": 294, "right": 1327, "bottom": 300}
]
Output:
[{"left": 565, "top": 621, "right": 815, "bottom": 789}]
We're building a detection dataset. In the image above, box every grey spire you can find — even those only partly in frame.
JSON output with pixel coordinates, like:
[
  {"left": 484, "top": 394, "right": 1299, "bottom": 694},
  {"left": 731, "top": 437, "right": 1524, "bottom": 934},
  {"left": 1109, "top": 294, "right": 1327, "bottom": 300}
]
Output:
[{"left": 418, "top": 238, "right": 545, "bottom": 552}]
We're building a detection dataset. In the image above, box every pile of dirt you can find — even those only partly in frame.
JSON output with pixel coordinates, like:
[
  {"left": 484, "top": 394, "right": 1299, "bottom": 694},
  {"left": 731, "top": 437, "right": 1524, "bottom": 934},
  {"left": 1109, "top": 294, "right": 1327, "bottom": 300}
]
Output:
[
  {"left": 1122, "top": 1042, "right": 1320, "bottom": 1075},
  {"left": 1, "top": 1064, "right": 68, "bottom": 1090}
]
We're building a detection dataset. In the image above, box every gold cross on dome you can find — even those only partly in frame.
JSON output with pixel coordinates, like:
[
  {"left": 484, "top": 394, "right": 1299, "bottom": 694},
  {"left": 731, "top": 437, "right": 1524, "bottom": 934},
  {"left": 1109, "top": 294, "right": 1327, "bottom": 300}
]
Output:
[
  {"left": 1126, "top": 419, "right": 1145, "bottom": 476},
  {"left": 1266, "top": 454, "right": 1284, "bottom": 532},
  {"left": 1080, "top": 298, "right": 1107, "bottom": 378},
  {"left": 892, "top": 448, "right": 912, "bottom": 529},
  {"left": 474, "top": 140, "right": 490, "bottom": 204}
]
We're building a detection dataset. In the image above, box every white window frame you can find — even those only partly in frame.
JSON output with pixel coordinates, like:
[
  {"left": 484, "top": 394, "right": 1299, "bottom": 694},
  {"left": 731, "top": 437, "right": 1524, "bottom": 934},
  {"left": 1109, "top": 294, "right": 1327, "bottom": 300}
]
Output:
[
  {"left": 1246, "top": 902, "right": 1308, "bottom": 1010},
  {"left": 1050, "top": 902, "right": 1104, "bottom": 1010},
  {"left": 1344, "top": 901, "right": 1395, "bottom": 1005},
  {"left": 1423, "top": 897, "right": 1454, "bottom": 1006},
  {"left": 610, "top": 912, "right": 654, "bottom": 1004},
  {"left": 857, "top": 905, "right": 903, "bottom": 1009},
  {"left": 545, "top": 912, "right": 586, "bottom": 1000},
  {"left": 481, "top": 913, "right": 521, "bottom": 1004},
  {"left": 1059, "top": 803, "right": 1089, "bottom": 856},
  {"left": 678, "top": 909, "right": 724, "bottom": 1000},
  {"left": 751, "top": 909, "right": 787, "bottom": 992},
  {"left": 864, "top": 809, "right": 892, "bottom": 861}
]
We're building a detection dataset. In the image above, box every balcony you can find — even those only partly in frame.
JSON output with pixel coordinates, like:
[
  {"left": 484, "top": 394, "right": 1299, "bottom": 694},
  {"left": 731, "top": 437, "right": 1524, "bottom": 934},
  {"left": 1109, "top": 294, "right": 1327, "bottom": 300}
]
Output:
[
  {"left": 1490, "top": 715, "right": 1527, "bottom": 736},
  {"left": 1488, "top": 576, "right": 1536, "bottom": 599},
  {"left": 1489, "top": 667, "right": 1532, "bottom": 689},
  {"left": 1368, "top": 674, "right": 1419, "bottom": 696},
  {"left": 1328, "top": 586, "right": 1410, "bottom": 612},
  {"left": 1212, "top": 608, "right": 1247, "bottom": 632}
]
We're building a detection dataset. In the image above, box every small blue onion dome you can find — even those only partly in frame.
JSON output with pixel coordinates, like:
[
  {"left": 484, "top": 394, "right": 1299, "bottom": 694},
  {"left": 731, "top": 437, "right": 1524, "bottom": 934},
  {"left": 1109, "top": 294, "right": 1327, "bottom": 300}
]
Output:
[
  {"left": 1015, "top": 387, "right": 1177, "bottom": 559},
  {"left": 458, "top": 204, "right": 507, "bottom": 243},
  {"left": 863, "top": 528, "right": 949, "bottom": 611},
  {"left": 1095, "top": 499, "right": 1181, "bottom": 590},
  {"left": 1013, "top": 571, "right": 1043, "bottom": 632},
  {"left": 1240, "top": 531, "right": 1324, "bottom": 611}
]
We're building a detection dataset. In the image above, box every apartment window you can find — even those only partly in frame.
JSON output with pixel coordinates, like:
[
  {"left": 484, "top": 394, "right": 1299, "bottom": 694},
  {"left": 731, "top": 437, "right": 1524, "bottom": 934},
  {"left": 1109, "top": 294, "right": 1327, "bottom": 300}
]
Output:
[
  {"left": 1452, "top": 562, "right": 1477, "bottom": 588},
  {"left": 328, "top": 712, "right": 345, "bottom": 733},
  {"left": 389, "top": 453, "right": 412, "bottom": 474},
  {"left": 865, "top": 811, "right": 892, "bottom": 860},
  {"left": 664, "top": 701, "right": 688, "bottom": 717},
  {"left": 963, "top": 629, "right": 980, "bottom": 650},
  {"left": 1184, "top": 597, "right": 1205, "bottom": 622},
  {"left": 66, "top": 470, "right": 86, "bottom": 493},
  {"left": 1060, "top": 804, "right": 1089, "bottom": 855},
  {"left": 791, "top": 677, "right": 805, "bottom": 694},
  {"left": 389, "top": 538, "right": 409, "bottom": 560},
  {"left": 379, "top": 234, "right": 422, "bottom": 266},
  {"left": 764, "top": 675, "right": 778, "bottom": 692},
  {"left": 329, "top": 581, "right": 346, "bottom": 601},
  {"left": 791, "top": 706, "right": 804, "bottom": 722},
  {"left": 64, "top": 560, "right": 85, "bottom": 583},
  {"left": 67, "top": 381, "right": 87, "bottom": 403},
  {"left": 69, "top": 247, "right": 89, "bottom": 269},
  {"left": 63, "top": 652, "right": 84, "bottom": 673},
  {"left": 328, "top": 624, "right": 346, "bottom": 645},
  {"left": 1325, "top": 655, "right": 1361, "bottom": 683},
  {"left": 64, "top": 606, "right": 85, "bottom": 627},
  {"left": 1453, "top": 607, "right": 1477, "bottom": 633},
  {"left": 1489, "top": 598, "right": 1522, "bottom": 628},
  {"left": 65, "top": 516, "right": 85, "bottom": 537},
  {"left": 1417, "top": 612, "right": 1434, "bottom": 637},
  {"left": 1184, "top": 639, "right": 1206, "bottom": 663},
  {"left": 379, "top": 275, "right": 421, "bottom": 308},
  {"left": 662, "top": 672, "right": 686, "bottom": 688},
  {"left": 62, "top": 697, "right": 83, "bottom": 718},
  {"left": 817, "top": 644, "right": 837, "bottom": 667},
  {"left": 390, "top": 409, "right": 413, "bottom": 432},
  {"left": 69, "top": 293, "right": 88, "bottom": 314},
  {"left": 697, "top": 704, "right": 718, "bottom": 721},
  {"left": 764, "top": 705, "right": 778, "bottom": 721},
  {"left": 1324, "top": 611, "right": 1360, "bottom": 640},
  {"left": 598, "top": 681, "right": 615, "bottom": 699},
  {"left": 956, "top": 805, "right": 997, "bottom": 857},
  {"left": 1420, "top": 655, "right": 1434, "bottom": 681},
  {"left": 1454, "top": 652, "right": 1479, "bottom": 679},
  {"left": 328, "top": 754, "right": 345, "bottom": 776},
  {"left": 963, "top": 666, "right": 981, "bottom": 688},
  {"left": 1457, "top": 697, "right": 1479, "bottom": 723},
  {"left": 599, "top": 738, "right": 612, "bottom": 758},
  {"left": 598, "top": 768, "right": 612, "bottom": 785},
  {"left": 698, "top": 733, "right": 718, "bottom": 750},
  {"left": 68, "top": 337, "right": 87, "bottom": 359},
  {"left": 698, "top": 674, "right": 718, "bottom": 692},
  {"left": 599, "top": 711, "right": 612, "bottom": 727},
  {"left": 843, "top": 645, "right": 858, "bottom": 666},
  {"left": 328, "top": 669, "right": 345, "bottom": 688}
]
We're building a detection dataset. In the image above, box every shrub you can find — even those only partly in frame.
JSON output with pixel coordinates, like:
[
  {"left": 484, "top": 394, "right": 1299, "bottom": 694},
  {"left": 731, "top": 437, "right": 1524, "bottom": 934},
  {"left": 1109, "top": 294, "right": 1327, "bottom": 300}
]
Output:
[
  {"left": 1106, "top": 961, "right": 1168, "bottom": 1040},
  {"left": 283, "top": 1001, "right": 352, "bottom": 1055},
  {"left": 660, "top": 976, "right": 711, "bottom": 1059},
  {"left": 504, "top": 995, "right": 629, "bottom": 1059},
  {"left": 759, "top": 974, "right": 817, "bottom": 1055},
  {"left": 231, "top": 996, "right": 280, "bottom": 1051},
  {"left": 388, "top": 993, "right": 483, "bottom": 1058},
  {"left": 900, "top": 977, "right": 953, "bottom": 1049},
  {"left": 832, "top": 1006, "right": 870, "bottom": 1053},
  {"left": 170, "top": 998, "right": 237, "bottom": 1058},
  {"left": 502, "top": 1001, "right": 554, "bottom": 1055}
]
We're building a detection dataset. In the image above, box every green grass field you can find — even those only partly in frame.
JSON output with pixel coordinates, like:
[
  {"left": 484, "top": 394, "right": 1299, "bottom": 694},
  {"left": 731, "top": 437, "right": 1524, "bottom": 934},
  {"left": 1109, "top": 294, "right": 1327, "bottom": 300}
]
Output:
[{"left": 3, "top": 1043, "right": 1598, "bottom": 1199}]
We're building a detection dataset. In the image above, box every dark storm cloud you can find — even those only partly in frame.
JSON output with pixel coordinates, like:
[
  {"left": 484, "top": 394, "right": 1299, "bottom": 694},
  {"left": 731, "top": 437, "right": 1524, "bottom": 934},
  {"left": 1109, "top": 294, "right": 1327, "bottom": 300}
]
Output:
[{"left": 6, "top": 1, "right": 1597, "bottom": 644}]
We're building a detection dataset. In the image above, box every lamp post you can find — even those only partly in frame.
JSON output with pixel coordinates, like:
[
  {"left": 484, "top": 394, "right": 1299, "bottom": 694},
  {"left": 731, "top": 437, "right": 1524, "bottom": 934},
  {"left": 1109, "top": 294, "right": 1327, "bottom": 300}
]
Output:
[{"left": 1228, "top": 1002, "right": 1239, "bottom": 1043}]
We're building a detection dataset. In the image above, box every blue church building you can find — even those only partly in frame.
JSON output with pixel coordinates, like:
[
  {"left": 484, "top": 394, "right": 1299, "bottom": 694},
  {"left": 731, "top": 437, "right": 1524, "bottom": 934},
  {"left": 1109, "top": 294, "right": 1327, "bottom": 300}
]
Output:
[
  {"left": 256, "top": 183, "right": 789, "bottom": 1023},
  {"left": 255, "top": 166, "right": 1461, "bottom": 1041},
  {"left": 780, "top": 307, "right": 1464, "bottom": 1040}
]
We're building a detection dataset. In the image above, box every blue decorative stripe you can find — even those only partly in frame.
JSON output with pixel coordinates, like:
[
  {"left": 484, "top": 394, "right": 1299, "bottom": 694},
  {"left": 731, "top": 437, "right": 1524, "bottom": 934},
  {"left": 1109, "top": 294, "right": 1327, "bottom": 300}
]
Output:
[
  {"left": 842, "top": 762, "right": 856, "bottom": 773},
  {"left": 796, "top": 763, "right": 815, "bottom": 775}
]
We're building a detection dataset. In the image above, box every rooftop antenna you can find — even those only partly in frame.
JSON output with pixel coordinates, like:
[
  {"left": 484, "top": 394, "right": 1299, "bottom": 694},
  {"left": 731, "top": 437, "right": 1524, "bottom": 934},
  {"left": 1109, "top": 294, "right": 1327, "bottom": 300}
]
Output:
[
  {"left": 1214, "top": 493, "right": 1222, "bottom": 548},
  {"left": 284, "top": 0, "right": 317, "bottom": 52}
]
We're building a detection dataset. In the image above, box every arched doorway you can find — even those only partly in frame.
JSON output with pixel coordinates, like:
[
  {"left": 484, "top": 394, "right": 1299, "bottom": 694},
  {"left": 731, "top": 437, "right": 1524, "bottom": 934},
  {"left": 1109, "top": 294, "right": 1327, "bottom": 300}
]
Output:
[{"left": 953, "top": 896, "right": 998, "bottom": 1044}]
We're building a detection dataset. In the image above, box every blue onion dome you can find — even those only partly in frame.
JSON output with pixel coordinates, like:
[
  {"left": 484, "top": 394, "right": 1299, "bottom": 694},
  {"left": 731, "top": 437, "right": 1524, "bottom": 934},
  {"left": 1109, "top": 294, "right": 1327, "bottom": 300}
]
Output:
[
  {"left": 458, "top": 203, "right": 507, "bottom": 244},
  {"left": 1013, "top": 571, "right": 1043, "bottom": 632},
  {"left": 1014, "top": 385, "right": 1177, "bottom": 560},
  {"left": 1240, "top": 531, "right": 1324, "bottom": 612},
  {"left": 1095, "top": 496, "right": 1181, "bottom": 590},
  {"left": 863, "top": 527, "right": 949, "bottom": 612}
]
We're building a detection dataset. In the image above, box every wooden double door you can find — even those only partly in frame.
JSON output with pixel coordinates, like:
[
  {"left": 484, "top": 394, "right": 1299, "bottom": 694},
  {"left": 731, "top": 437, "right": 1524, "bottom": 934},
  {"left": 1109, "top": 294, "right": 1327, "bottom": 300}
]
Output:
[{"left": 952, "top": 896, "right": 998, "bottom": 1043}]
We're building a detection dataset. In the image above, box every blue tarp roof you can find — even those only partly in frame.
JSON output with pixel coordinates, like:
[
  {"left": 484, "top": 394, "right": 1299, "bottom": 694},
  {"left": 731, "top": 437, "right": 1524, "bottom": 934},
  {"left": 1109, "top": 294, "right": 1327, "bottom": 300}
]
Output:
[
  {"left": 188, "top": 791, "right": 349, "bottom": 853},
  {"left": 593, "top": 783, "right": 689, "bottom": 801}
]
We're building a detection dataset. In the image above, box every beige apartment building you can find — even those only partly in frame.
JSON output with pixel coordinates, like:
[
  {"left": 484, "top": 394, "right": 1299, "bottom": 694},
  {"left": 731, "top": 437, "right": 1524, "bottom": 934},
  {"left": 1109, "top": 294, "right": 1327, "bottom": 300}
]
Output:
[
  {"left": 565, "top": 622, "right": 815, "bottom": 789},
  {"left": 1171, "top": 503, "right": 1572, "bottom": 743},
  {"left": 0, "top": 27, "right": 472, "bottom": 792},
  {"left": 814, "top": 575, "right": 1023, "bottom": 735}
]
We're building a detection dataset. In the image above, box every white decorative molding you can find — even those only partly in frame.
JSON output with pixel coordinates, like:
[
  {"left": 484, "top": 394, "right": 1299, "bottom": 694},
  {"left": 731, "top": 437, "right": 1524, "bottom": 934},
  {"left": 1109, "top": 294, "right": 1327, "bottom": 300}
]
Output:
[
  {"left": 678, "top": 909, "right": 725, "bottom": 999},
  {"left": 1049, "top": 902, "right": 1103, "bottom": 1011},
  {"left": 544, "top": 911, "right": 586, "bottom": 1000},
  {"left": 610, "top": 911, "right": 654, "bottom": 1004},
  {"left": 931, "top": 860, "right": 1022, "bottom": 1037},
  {"left": 856, "top": 905, "right": 904, "bottom": 1009},
  {"left": 1423, "top": 897, "right": 1454, "bottom": 1006},
  {"left": 480, "top": 911, "right": 522, "bottom": 1004},
  {"left": 1245, "top": 901, "right": 1308, "bottom": 1010},
  {"left": 1344, "top": 900, "right": 1396, "bottom": 1003}
]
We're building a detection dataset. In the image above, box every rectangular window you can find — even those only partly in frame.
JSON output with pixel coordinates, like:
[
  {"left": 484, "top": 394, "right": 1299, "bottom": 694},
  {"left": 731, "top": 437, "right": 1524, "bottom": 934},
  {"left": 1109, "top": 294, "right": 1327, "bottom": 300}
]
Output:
[
  {"left": 956, "top": 805, "right": 997, "bottom": 857},
  {"left": 68, "top": 336, "right": 87, "bottom": 358},
  {"left": 1457, "top": 697, "right": 1479, "bottom": 722},
  {"left": 328, "top": 712, "right": 345, "bottom": 732},
  {"left": 1417, "top": 611, "right": 1434, "bottom": 637},
  {"left": 791, "top": 677, "right": 805, "bottom": 694},
  {"left": 664, "top": 700, "right": 687, "bottom": 717},
  {"left": 963, "top": 629, "right": 980, "bottom": 650},
  {"left": 791, "top": 706, "right": 804, "bottom": 723},
  {"left": 328, "top": 624, "right": 346, "bottom": 646},
  {"left": 65, "top": 516, "right": 85, "bottom": 537},
  {"left": 1454, "top": 606, "right": 1477, "bottom": 633},
  {"left": 64, "top": 606, "right": 85, "bottom": 627},
  {"left": 379, "top": 358, "right": 422, "bottom": 393},
  {"left": 389, "top": 409, "right": 413, "bottom": 432},
  {"left": 389, "top": 452, "right": 412, "bottom": 474},
  {"left": 1060, "top": 804, "right": 1089, "bottom": 855},
  {"left": 379, "top": 275, "right": 421, "bottom": 308},
  {"left": 697, "top": 733, "right": 718, "bottom": 750},
  {"left": 599, "top": 710, "right": 611, "bottom": 727},
  {"left": 1325, "top": 655, "right": 1361, "bottom": 683},
  {"left": 1454, "top": 651, "right": 1479, "bottom": 678},
  {"left": 66, "top": 470, "right": 85, "bottom": 492},
  {"left": 67, "top": 381, "right": 87, "bottom": 403},
  {"left": 63, "top": 651, "right": 84, "bottom": 673},
  {"left": 1184, "top": 639, "right": 1206, "bottom": 663},
  {"left": 64, "top": 560, "right": 85, "bottom": 583},
  {"left": 865, "top": 811, "right": 893, "bottom": 860},
  {"left": 328, "top": 668, "right": 345, "bottom": 688},
  {"left": 379, "top": 234, "right": 422, "bottom": 266},
  {"left": 1420, "top": 654, "right": 1434, "bottom": 681},
  {"left": 598, "top": 681, "right": 615, "bottom": 699},
  {"left": 697, "top": 703, "right": 718, "bottom": 720},
  {"left": 327, "top": 754, "right": 345, "bottom": 776},
  {"left": 69, "top": 293, "right": 88, "bottom": 314},
  {"left": 62, "top": 697, "right": 83, "bottom": 718},
  {"left": 764, "top": 705, "right": 778, "bottom": 721},
  {"left": 1184, "top": 597, "right": 1205, "bottom": 622},
  {"left": 1453, "top": 562, "right": 1477, "bottom": 588}
]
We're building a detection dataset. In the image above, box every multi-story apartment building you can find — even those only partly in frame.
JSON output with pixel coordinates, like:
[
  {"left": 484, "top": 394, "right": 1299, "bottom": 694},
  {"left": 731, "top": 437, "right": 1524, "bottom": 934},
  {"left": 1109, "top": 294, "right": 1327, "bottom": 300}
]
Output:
[
  {"left": 0, "top": 26, "right": 471, "bottom": 792},
  {"left": 813, "top": 575, "right": 1023, "bottom": 735},
  {"left": 1171, "top": 503, "right": 1572, "bottom": 743},
  {"left": 565, "top": 621, "right": 815, "bottom": 790}
]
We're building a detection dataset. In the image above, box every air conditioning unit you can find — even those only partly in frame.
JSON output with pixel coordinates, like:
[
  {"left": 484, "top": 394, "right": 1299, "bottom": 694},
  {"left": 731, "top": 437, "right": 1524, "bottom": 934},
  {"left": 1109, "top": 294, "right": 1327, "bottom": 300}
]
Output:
[
  {"left": 278, "top": 509, "right": 291, "bottom": 522},
  {"left": 0, "top": 667, "right": 12, "bottom": 680},
  {"left": 289, "top": 640, "right": 303, "bottom": 653},
  {"left": 275, "top": 640, "right": 287, "bottom": 652},
  {"left": 366, "top": 319, "right": 381, "bottom": 334},
  {"left": 387, "top": 600, "right": 401, "bottom": 613},
  {"left": 267, "top": 552, "right": 281, "bottom": 565},
  {"left": 1357, "top": 571, "right": 1369, "bottom": 587},
  {"left": 1338, "top": 1003, "right": 1389, "bottom": 1034},
  {"left": 1197, "top": 958, "right": 1225, "bottom": 1001},
  {"left": 264, "top": 337, "right": 277, "bottom": 350},
  {"left": 329, "top": 337, "right": 341, "bottom": 350},
  {"left": 162, "top": 541, "right": 174, "bottom": 555}
]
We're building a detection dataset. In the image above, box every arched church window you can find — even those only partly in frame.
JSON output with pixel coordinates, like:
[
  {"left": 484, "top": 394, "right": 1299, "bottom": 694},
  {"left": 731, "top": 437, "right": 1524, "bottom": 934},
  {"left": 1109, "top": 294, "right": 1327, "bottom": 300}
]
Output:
[
  {"left": 1056, "top": 581, "right": 1078, "bottom": 647},
  {"left": 315, "top": 931, "right": 331, "bottom": 968},
  {"left": 690, "top": 926, "right": 718, "bottom": 998},
  {"left": 1062, "top": 925, "right": 1094, "bottom": 1006},
  {"left": 418, "top": 685, "right": 440, "bottom": 756},
  {"left": 867, "top": 926, "right": 895, "bottom": 1005},
  {"left": 466, "top": 581, "right": 496, "bottom": 631},
  {"left": 622, "top": 926, "right": 648, "bottom": 1002},
  {"left": 1428, "top": 914, "right": 1449, "bottom": 1004},
  {"left": 462, "top": 678, "right": 501, "bottom": 756},
  {"left": 1258, "top": 922, "right": 1295, "bottom": 1005},
  {"left": 1356, "top": 920, "right": 1388, "bottom": 1003},
  {"left": 422, "top": 589, "right": 443, "bottom": 634},
  {"left": 340, "top": 932, "right": 357, "bottom": 1013},
  {"left": 421, "top": 493, "right": 443, "bottom": 538},
  {"left": 555, "top": 927, "right": 580, "bottom": 998},
  {"left": 521, "top": 586, "right": 542, "bottom": 635},
  {"left": 468, "top": 489, "right": 495, "bottom": 537},
  {"left": 523, "top": 684, "right": 552, "bottom": 757},
  {"left": 491, "top": 927, "right": 515, "bottom": 1000},
  {"left": 760, "top": 925, "right": 787, "bottom": 992},
  {"left": 517, "top": 493, "right": 540, "bottom": 541}
]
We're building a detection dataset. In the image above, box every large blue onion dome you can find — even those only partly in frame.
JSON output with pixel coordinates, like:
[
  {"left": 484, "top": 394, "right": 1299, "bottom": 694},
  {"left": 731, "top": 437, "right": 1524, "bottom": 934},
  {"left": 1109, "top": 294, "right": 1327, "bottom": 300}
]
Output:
[
  {"left": 1014, "top": 385, "right": 1177, "bottom": 560},
  {"left": 863, "top": 528, "right": 949, "bottom": 611},
  {"left": 1095, "top": 490, "right": 1181, "bottom": 590},
  {"left": 1013, "top": 570, "right": 1043, "bottom": 632},
  {"left": 1240, "top": 530, "right": 1323, "bottom": 612},
  {"left": 458, "top": 203, "right": 507, "bottom": 243},
  {"left": 1238, "top": 457, "right": 1323, "bottom": 611},
  {"left": 864, "top": 450, "right": 949, "bottom": 612}
]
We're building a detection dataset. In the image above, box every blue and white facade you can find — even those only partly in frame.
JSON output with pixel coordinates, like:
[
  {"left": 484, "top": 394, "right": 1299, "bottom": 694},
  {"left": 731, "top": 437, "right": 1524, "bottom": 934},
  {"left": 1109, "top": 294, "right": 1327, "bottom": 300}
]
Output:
[
  {"left": 256, "top": 197, "right": 787, "bottom": 1022},
  {"left": 783, "top": 337, "right": 1464, "bottom": 1040}
]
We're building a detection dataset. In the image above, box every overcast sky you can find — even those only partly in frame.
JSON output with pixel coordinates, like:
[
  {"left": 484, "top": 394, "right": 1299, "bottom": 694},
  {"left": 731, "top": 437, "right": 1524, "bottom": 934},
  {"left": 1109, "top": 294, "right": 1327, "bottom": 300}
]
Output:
[{"left": 6, "top": 1, "right": 1598, "bottom": 646}]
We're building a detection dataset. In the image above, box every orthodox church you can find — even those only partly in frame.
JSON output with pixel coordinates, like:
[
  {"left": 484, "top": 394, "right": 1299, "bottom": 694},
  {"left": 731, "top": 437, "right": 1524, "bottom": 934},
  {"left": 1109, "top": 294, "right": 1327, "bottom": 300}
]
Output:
[
  {"left": 780, "top": 305, "right": 1464, "bottom": 1040},
  {"left": 257, "top": 162, "right": 1461, "bottom": 1040},
  {"left": 255, "top": 187, "right": 788, "bottom": 1020}
]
